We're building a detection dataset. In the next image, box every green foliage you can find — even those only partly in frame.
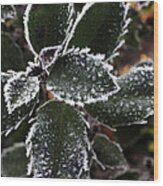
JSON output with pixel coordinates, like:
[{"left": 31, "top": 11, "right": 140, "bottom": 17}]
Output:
[
  {"left": 26, "top": 101, "right": 90, "bottom": 178},
  {"left": 48, "top": 48, "right": 118, "bottom": 103},
  {"left": 1, "top": 2, "right": 154, "bottom": 180},
  {"left": 93, "top": 134, "right": 127, "bottom": 168},
  {"left": 26, "top": 4, "right": 75, "bottom": 53},
  {"left": 1, "top": 143, "right": 28, "bottom": 177},
  {"left": 4, "top": 71, "right": 39, "bottom": 114},
  {"left": 1, "top": 72, "right": 37, "bottom": 136},
  {"left": 85, "top": 61, "right": 153, "bottom": 127},
  {"left": 69, "top": 3, "right": 127, "bottom": 58},
  {"left": 1, "top": 33, "right": 25, "bottom": 72}
]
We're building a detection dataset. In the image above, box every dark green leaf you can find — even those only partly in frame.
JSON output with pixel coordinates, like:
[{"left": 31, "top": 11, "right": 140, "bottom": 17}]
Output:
[
  {"left": 1, "top": 143, "right": 28, "bottom": 177},
  {"left": 1, "top": 33, "right": 25, "bottom": 72},
  {"left": 26, "top": 100, "right": 90, "bottom": 178},
  {"left": 92, "top": 134, "right": 127, "bottom": 169},
  {"left": 4, "top": 71, "right": 40, "bottom": 114},
  {"left": 24, "top": 4, "right": 75, "bottom": 54},
  {"left": 1, "top": 72, "right": 37, "bottom": 136},
  {"left": 85, "top": 61, "right": 154, "bottom": 127},
  {"left": 1, "top": 119, "right": 31, "bottom": 149},
  {"left": 68, "top": 2, "right": 129, "bottom": 59},
  {"left": 74, "top": 3, "right": 85, "bottom": 12},
  {"left": 48, "top": 48, "right": 119, "bottom": 104}
]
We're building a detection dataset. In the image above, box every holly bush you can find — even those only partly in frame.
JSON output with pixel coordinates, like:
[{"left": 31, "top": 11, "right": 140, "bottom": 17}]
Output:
[{"left": 1, "top": 2, "right": 154, "bottom": 179}]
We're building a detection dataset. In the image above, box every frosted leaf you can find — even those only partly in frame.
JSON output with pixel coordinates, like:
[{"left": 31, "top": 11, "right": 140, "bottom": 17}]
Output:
[
  {"left": 92, "top": 134, "right": 128, "bottom": 170},
  {"left": 1, "top": 72, "right": 13, "bottom": 84},
  {"left": 4, "top": 71, "right": 40, "bottom": 114},
  {"left": 117, "top": 61, "right": 153, "bottom": 97},
  {"left": 24, "top": 3, "right": 75, "bottom": 54},
  {"left": 1, "top": 143, "right": 28, "bottom": 177},
  {"left": 1, "top": 72, "right": 37, "bottom": 136},
  {"left": 1, "top": 5, "right": 17, "bottom": 22},
  {"left": 26, "top": 101, "right": 90, "bottom": 178},
  {"left": 1, "top": 100, "right": 36, "bottom": 137},
  {"left": 1, "top": 33, "right": 25, "bottom": 72},
  {"left": 90, "top": 134, "right": 128, "bottom": 179},
  {"left": 85, "top": 61, "right": 154, "bottom": 127},
  {"left": 68, "top": 2, "right": 130, "bottom": 61},
  {"left": 62, "top": 3, "right": 94, "bottom": 54},
  {"left": 48, "top": 48, "right": 119, "bottom": 105}
]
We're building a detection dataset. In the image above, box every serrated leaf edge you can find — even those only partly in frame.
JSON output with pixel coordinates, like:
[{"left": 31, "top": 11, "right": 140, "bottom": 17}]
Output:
[
  {"left": 62, "top": 2, "right": 94, "bottom": 54},
  {"left": 105, "top": 2, "right": 131, "bottom": 63}
]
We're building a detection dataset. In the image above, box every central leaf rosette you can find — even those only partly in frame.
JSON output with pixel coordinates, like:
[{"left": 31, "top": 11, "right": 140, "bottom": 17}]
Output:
[{"left": 47, "top": 48, "right": 119, "bottom": 105}]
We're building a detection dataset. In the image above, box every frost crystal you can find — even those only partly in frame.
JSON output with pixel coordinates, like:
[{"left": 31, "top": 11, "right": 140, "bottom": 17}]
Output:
[
  {"left": 65, "top": 2, "right": 130, "bottom": 63},
  {"left": 1, "top": 72, "right": 36, "bottom": 136},
  {"left": 1, "top": 1, "right": 154, "bottom": 179},
  {"left": 63, "top": 3, "right": 94, "bottom": 54},
  {"left": 105, "top": 2, "right": 131, "bottom": 63},
  {"left": 85, "top": 61, "right": 154, "bottom": 127},
  {"left": 26, "top": 101, "right": 90, "bottom": 178},
  {"left": 48, "top": 47, "right": 119, "bottom": 105},
  {"left": 24, "top": 3, "right": 76, "bottom": 55},
  {"left": 4, "top": 71, "right": 40, "bottom": 114}
]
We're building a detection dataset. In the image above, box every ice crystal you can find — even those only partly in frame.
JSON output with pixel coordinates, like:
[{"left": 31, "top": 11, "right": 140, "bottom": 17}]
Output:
[
  {"left": 48, "top": 47, "right": 119, "bottom": 105},
  {"left": 26, "top": 101, "right": 90, "bottom": 178},
  {"left": 4, "top": 71, "right": 40, "bottom": 114},
  {"left": 85, "top": 61, "right": 154, "bottom": 127}
]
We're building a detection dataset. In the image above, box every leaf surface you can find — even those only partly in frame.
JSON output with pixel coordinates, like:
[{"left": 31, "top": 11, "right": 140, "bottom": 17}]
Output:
[
  {"left": 85, "top": 61, "right": 154, "bottom": 127},
  {"left": 4, "top": 71, "right": 40, "bottom": 114},
  {"left": 26, "top": 100, "right": 90, "bottom": 178},
  {"left": 92, "top": 134, "right": 127, "bottom": 169},
  {"left": 1, "top": 72, "right": 37, "bottom": 136},
  {"left": 1, "top": 33, "right": 25, "bottom": 72},
  {"left": 68, "top": 2, "right": 129, "bottom": 60},
  {"left": 48, "top": 48, "right": 119, "bottom": 105},
  {"left": 1, "top": 143, "right": 28, "bottom": 177},
  {"left": 24, "top": 4, "right": 75, "bottom": 54}
]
